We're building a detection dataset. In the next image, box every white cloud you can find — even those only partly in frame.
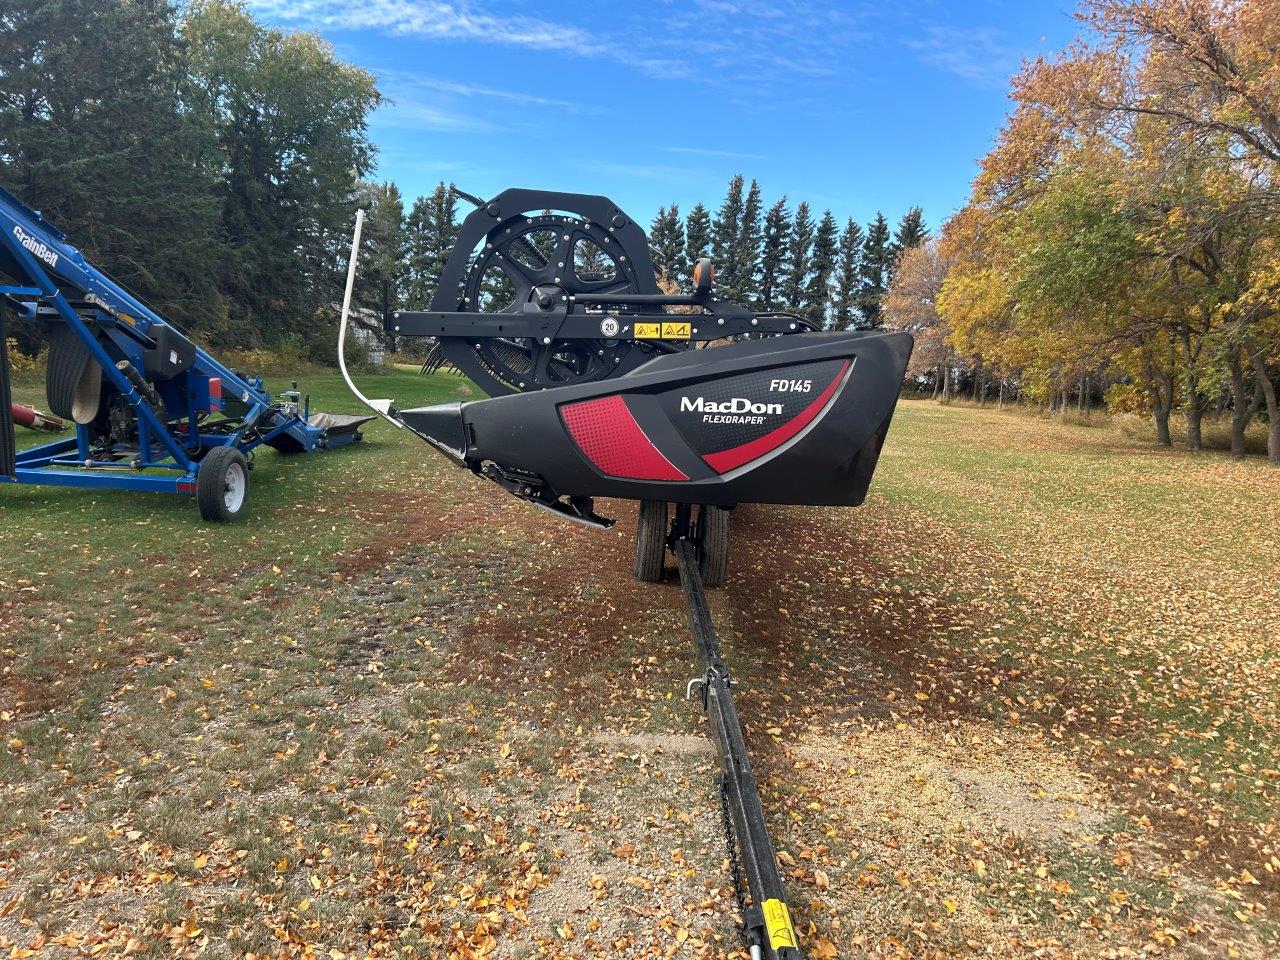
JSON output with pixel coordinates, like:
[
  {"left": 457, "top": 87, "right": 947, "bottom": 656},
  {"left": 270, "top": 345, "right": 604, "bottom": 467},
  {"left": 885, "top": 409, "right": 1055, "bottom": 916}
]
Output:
[
  {"left": 370, "top": 98, "right": 497, "bottom": 132},
  {"left": 245, "top": 0, "right": 589, "bottom": 51},
  {"left": 246, "top": 0, "right": 873, "bottom": 90},
  {"left": 375, "top": 69, "right": 585, "bottom": 110},
  {"left": 659, "top": 146, "right": 771, "bottom": 161},
  {"left": 905, "top": 26, "right": 1028, "bottom": 90}
]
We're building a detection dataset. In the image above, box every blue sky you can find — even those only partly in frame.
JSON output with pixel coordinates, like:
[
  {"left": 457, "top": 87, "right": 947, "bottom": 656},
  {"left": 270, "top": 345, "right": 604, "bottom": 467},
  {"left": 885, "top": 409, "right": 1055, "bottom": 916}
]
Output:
[{"left": 244, "top": 0, "right": 1080, "bottom": 232}]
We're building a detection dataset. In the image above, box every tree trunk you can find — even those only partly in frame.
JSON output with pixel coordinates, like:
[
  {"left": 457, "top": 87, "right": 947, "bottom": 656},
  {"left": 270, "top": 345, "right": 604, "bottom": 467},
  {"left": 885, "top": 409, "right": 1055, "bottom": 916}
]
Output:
[
  {"left": 1184, "top": 392, "right": 1203, "bottom": 450},
  {"left": 1226, "top": 344, "right": 1259, "bottom": 459},
  {"left": 1078, "top": 375, "right": 1087, "bottom": 413},
  {"left": 1251, "top": 352, "right": 1280, "bottom": 464},
  {"left": 1154, "top": 405, "right": 1171, "bottom": 446},
  {"left": 943, "top": 365, "right": 953, "bottom": 402},
  {"left": 1180, "top": 325, "right": 1203, "bottom": 451},
  {"left": 1144, "top": 340, "right": 1175, "bottom": 447},
  {"left": 932, "top": 365, "right": 942, "bottom": 401},
  {"left": 998, "top": 376, "right": 1007, "bottom": 409}
]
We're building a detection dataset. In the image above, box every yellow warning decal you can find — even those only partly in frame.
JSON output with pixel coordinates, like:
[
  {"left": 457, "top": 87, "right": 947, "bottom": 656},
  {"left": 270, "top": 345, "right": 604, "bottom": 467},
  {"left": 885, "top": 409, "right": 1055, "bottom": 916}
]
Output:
[
  {"left": 762, "top": 898, "right": 798, "bottom": 951},
  {"left": 634, "top": 322, "right": 662, "bottom": 339},
  {"left": 119, "top": 313, "right": 136, "bottom": 326},
  {"left": 661, "top": 321, "right": 692, "bottom": 339}
]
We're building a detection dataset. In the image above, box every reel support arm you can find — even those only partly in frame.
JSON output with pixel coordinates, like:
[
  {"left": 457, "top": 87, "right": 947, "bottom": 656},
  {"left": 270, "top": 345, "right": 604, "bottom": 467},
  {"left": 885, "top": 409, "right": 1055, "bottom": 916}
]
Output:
[{"left": 673, "top": 505, "right": 803, "bottom": 960}]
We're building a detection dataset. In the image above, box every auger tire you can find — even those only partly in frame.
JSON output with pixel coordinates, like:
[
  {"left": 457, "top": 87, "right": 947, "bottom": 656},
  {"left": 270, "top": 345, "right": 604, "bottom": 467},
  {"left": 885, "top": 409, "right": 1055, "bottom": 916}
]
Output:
[{"left": 197, "top": 447, "right": 250, "bottom": 522}]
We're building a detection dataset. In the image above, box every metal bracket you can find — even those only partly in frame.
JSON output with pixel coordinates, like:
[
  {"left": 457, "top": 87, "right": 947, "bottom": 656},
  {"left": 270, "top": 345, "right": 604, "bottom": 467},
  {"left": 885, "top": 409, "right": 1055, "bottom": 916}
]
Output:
[{"left": 685, "top": 676, "right": 706, "bottom": 703}]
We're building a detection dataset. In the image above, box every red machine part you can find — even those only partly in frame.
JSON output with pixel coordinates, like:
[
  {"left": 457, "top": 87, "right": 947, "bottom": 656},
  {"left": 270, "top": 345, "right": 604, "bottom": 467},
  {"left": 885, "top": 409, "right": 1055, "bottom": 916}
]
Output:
[
  {"left": 702, "top": 360, "right": 849, "bottom": 473},
  {"left": 10, "top": 402, "right": 34, "bottom": 428},
  {"left": 10, "top": 402, "right": 66, "bottom": 433},
  {"left": 561, "top": 394, "right": 687, "bottom": 481}
]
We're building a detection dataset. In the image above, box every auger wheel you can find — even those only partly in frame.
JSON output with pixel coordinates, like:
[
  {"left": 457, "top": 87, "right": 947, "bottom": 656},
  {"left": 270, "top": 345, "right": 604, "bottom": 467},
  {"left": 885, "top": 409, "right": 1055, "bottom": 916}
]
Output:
[{"left": 431, "top": 205, "right": 669, "bottom": 395}]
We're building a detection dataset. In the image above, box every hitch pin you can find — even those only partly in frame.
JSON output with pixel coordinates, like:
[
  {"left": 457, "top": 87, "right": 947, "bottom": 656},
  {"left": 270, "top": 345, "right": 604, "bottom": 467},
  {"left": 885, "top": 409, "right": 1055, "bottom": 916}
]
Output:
[{"left": 685, "top": 677, "right": 706, "bottom": 702}]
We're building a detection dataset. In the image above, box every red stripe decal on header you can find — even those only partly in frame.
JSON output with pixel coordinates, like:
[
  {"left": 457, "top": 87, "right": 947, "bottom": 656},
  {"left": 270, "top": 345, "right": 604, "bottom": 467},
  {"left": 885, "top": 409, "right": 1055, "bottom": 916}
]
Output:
[
  {"left": 703, "top": 360, "right": 850, "bottom": 474},
  {"left": 562, "top": 394, "right": 688, "bottom": 481}
]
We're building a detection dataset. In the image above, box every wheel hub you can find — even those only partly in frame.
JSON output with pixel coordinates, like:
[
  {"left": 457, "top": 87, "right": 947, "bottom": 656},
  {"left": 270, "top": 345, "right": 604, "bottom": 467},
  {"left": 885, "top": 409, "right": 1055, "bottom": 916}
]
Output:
[{"left": 223, "top": 462, "right": 246, "bottom": 511}]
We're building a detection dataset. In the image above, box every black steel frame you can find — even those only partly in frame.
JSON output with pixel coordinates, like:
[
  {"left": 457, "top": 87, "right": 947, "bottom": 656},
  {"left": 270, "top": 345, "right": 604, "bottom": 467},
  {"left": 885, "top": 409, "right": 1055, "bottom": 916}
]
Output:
[{"left": 673, "top": 504, "right": 803, "bottom": 960}]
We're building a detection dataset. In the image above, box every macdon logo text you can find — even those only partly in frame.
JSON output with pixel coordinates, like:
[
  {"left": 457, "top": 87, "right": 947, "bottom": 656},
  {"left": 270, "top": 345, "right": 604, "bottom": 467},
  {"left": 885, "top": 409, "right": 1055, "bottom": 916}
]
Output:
[
  {"left": 680, "top": 395, "right": 783, "bottom": 425},
  {"left": 681, "top": 397, "right": 783, "bottom": 415},
  {"left": 12, "top": 225, "right": 59, "bottom": 269}
]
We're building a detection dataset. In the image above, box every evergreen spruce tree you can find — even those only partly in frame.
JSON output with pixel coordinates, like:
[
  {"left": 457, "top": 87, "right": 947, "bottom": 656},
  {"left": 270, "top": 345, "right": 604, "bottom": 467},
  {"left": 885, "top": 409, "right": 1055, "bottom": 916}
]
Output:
[
  {"left": 711, "top": 175, "right": 745, "bottom": 300},
  {"left": 760, "top": 198, "right": 790, "bottom": 311},
  {"left": 737, "top": 179, "right": 763, "bottom": 305},
  {"left": 805, "top": 210, "right": 839, "bottom": 328},
  {"left": 857, "top": 212, "right": 891, "bottom": 328},
  {"left": 355, "top": 181, "right": 405, "bottom": 323},
  {"left": 404, "top": 195, "right": 432, "bottom": 306},
  {"left": 782, "top": 201, "right": 814, "bottom": 313},
  {"left": 684, "top": 203, "right": 713, "bottom": 274},
  {"left": 888, "top": 206, "right": 928, "bottom": 281},
  {"left": 404, "top": 182, "right": 457, "bottom": 306},
  {"left": 183, "top": 0, "right": 381, "bottom": 345},
  {"left": 426, "top": 184, "right": 458, "bottom": 288},
  {"left": 1, "top": 0, "right": 382, "bottom": 349},
  {"left": 649, "top": 204, "right": 686, "bottom": 286},
  {"left": 833, "top": 218, "right": 863, "bottom": 330},
  {"left": 0, "top": 0, "right": 224, "bottom": 340}
]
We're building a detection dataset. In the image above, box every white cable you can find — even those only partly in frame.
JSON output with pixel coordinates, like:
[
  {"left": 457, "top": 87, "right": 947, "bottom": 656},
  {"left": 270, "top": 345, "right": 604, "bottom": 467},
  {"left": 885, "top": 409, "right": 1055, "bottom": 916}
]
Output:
[{"left": 337, "top": 208, "right": 403, "bottom": 428}]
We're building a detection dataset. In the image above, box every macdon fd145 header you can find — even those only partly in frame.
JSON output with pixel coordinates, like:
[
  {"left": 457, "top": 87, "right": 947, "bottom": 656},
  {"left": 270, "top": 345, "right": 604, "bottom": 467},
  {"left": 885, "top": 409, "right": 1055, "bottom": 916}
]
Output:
[{"left": 337, "top": 187, "right": 913, "bottom": 960}]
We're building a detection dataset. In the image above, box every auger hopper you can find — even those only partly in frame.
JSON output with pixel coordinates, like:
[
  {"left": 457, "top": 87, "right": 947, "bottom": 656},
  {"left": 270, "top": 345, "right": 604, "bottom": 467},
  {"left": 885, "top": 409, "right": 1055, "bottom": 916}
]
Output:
[{"left": 338, "top": 187, "right": 913, "bottom": 960}]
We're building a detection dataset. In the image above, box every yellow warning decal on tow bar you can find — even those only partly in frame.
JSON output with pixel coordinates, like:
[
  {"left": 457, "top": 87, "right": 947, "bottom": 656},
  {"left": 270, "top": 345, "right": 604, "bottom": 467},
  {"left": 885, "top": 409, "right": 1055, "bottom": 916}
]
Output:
[
  {"left": 634, "top": 321, "right": 691, "bottom": 340},
  {"left": 762, "top": 898, "right": 798, "bottom": 951}
]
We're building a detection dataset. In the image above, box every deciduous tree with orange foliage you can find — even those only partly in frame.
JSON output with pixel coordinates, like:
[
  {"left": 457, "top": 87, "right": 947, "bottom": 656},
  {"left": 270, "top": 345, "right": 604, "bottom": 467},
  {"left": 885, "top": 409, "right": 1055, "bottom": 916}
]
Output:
[
  {"left": 935, "top": 0, "right": 1280, "bottom": 461},
  {"left": 883, "top": 239, "right": 963, "bottom": 400}
]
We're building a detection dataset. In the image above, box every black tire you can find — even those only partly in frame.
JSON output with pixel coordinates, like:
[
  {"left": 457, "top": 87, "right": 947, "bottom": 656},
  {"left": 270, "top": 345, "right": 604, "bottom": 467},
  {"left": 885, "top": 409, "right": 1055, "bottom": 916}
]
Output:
[
  {"left": 46, "top": 324, "right": 103, "bottom": 424},
  {"left": 698, "top": 505, "right": 730, "bottom": 588},
  {"left": 634, "top": 500, "right": 668, "bottom": 582},
  {"left": 197, "top": 447, "right": 250, "bottom": 522}
]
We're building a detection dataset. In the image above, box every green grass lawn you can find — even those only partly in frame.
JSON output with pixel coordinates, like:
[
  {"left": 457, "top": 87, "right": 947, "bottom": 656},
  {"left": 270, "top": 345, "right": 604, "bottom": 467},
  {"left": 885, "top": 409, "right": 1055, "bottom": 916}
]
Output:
[{"left": 1, "top": 386, "right": 1277, "bottom": 959}]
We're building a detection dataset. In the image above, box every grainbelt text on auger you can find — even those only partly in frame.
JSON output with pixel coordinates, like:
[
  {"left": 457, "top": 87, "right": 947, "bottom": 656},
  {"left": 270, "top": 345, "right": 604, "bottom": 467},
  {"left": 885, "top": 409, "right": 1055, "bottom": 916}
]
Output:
[{"left": 338, "top": 187, "right": 914, "bottom": 960}]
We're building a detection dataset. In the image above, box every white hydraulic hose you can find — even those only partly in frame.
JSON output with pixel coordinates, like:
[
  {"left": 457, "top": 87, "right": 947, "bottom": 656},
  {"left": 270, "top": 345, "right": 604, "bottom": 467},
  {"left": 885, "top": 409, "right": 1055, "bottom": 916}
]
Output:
[{"left": 337, "top": 208, "right": 404, "bottom": 428}]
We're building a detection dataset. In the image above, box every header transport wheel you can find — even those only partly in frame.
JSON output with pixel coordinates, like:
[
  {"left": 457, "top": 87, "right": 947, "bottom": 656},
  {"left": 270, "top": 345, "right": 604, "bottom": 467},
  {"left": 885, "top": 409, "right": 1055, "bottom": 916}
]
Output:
[
  {"left": 697, "top": 505, "right": 730, "bottom": 588},
  {"left": 634, "top": 500, "right": 668, "bottom": 582},
  {"left": 197, "top": 446, "right": 250, "bottom": 522}
]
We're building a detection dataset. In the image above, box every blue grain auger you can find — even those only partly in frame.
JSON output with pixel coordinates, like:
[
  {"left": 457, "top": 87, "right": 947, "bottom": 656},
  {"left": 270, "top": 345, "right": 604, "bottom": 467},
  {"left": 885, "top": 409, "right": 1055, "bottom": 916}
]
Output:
[{"left": 0, "top": 185, "right": 373, "bottom": 520}]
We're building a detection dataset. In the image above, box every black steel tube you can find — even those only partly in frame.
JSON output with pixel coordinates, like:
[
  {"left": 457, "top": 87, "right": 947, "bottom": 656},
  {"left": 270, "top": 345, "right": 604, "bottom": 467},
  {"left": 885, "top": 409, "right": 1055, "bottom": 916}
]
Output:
[
  {"left": 572, "top": 291, "right": 704, "bottom": 306},
  {"left": 674, "top": 538, "right": 802, "bottom": 960}
]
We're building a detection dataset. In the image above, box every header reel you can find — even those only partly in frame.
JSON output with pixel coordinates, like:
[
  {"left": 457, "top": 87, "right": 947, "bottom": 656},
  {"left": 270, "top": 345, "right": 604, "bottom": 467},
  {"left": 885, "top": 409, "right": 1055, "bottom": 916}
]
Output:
[{"left": 396, "top": 188, "right": 813, "bottom": 396}]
